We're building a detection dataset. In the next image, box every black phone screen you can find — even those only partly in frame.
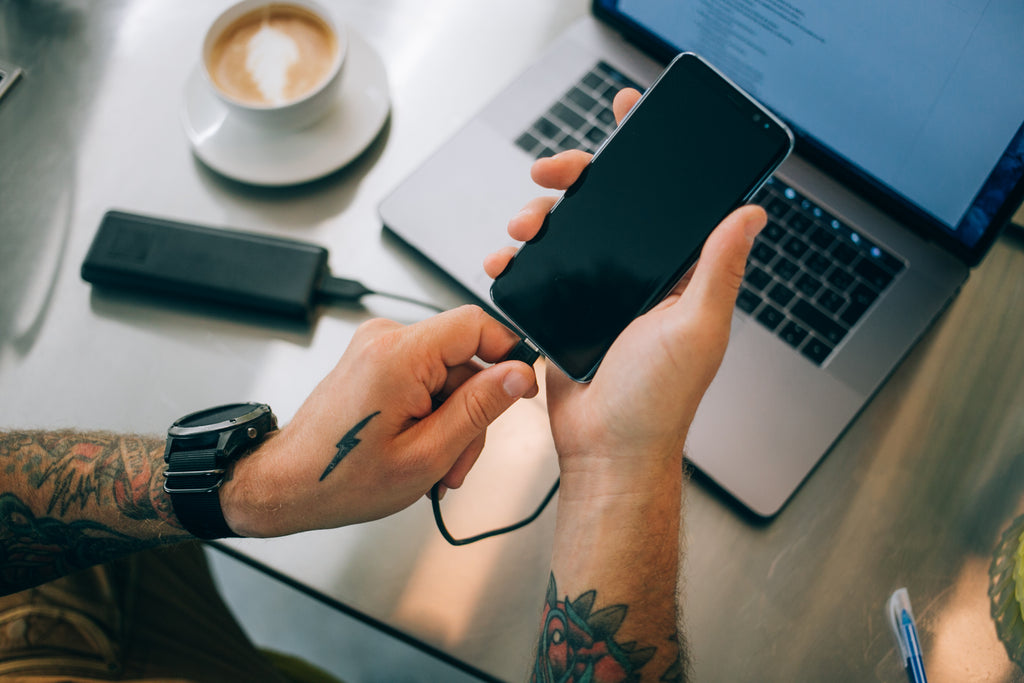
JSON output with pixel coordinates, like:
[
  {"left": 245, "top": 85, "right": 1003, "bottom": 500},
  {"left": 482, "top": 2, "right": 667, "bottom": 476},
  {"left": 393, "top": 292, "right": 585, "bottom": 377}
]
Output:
[{"left": 490, "top": 53, "right": 793, "bottom": 381}]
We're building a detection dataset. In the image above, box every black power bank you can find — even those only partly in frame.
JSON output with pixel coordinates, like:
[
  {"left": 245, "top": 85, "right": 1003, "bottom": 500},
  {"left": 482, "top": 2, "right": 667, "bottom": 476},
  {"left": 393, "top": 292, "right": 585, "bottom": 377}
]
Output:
[{"left": 82, "top": 211, "right": 329, "bottom": 321}]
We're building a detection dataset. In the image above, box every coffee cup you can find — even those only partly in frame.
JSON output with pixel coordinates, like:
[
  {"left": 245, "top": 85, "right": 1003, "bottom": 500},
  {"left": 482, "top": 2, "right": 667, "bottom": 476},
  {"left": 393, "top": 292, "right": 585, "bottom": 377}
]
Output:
[{"left": 202, "top": 0, "right": 346, "bottom": 130}]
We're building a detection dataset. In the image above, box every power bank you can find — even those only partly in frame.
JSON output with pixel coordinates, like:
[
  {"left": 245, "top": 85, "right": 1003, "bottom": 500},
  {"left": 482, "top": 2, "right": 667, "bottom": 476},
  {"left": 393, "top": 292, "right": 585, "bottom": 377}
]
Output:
[{"left": 82, "top": 210, "right": 328, "bottom": 321}]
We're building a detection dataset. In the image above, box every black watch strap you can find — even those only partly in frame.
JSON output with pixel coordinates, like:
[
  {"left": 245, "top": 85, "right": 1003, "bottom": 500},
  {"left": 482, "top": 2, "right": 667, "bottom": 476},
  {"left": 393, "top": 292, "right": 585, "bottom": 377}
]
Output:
[
  {"left": 164, "top": 448, "right": 238, "bottom": 540},
  {"left": 164, "top": 402, "right": 276, "bottom": 540}
]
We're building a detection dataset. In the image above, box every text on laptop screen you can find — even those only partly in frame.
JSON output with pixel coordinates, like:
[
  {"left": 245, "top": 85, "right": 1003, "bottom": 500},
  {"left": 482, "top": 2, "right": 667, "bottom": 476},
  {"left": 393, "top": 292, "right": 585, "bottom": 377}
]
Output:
[{"left": 605, "top": 0, "right": 1024, "bottom": 249}]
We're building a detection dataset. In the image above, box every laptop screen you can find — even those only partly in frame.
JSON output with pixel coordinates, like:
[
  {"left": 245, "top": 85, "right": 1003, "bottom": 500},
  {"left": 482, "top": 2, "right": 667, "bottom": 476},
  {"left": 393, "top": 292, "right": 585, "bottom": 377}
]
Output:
[{"left": 596, "top": 0, "right": 1024, "bottom": 259}]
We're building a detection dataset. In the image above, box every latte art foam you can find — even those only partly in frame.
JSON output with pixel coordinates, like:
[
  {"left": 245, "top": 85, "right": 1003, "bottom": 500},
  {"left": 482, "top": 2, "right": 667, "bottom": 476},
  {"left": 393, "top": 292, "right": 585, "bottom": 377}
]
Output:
[
  {"left": 246, "top": 23, "right": 300, "bottom": 104},
  {"left": 207, "top": 5, "right": 338, "bottom": 107}
]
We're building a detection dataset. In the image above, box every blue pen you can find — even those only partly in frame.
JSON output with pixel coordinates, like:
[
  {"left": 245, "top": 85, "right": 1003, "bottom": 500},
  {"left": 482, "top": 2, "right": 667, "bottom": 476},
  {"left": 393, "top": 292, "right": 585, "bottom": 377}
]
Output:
[{"left": 887, "top": 588, "right": 928, "bottom": 683}]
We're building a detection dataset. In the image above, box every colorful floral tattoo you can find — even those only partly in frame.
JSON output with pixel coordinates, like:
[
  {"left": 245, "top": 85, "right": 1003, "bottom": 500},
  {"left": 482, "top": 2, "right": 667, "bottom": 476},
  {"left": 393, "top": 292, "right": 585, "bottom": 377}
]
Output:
[
  {"left": 533, "top": 573, "right": 682, "bottom": 683},
  {"left": 0, "top": 430, "right": 186, "bottom": 595}
]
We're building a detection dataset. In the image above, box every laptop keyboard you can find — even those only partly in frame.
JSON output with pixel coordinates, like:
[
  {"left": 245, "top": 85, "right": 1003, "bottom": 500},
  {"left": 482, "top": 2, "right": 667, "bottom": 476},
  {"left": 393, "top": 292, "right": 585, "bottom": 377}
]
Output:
[
  {"left": 515, "top": 61, "right": 643, "bottom": 158},
  {"left": 743, "top": 177, "right": 905, "bottom": 364},
  {"left": 513, "top": 61, "right": 906, "bottom": 367}
]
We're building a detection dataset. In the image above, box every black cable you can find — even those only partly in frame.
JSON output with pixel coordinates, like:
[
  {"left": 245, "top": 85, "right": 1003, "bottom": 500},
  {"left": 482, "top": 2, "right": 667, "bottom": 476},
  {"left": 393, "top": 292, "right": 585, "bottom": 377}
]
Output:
[
  {"left": 318, "top": 273, "right": 551, "bottom": 544},
  {"left": 371, "top": 290, "right": 446, "bottom": 313},
  {"left": 430, "top": 478, "right": 560, "bottom": 546},
  {"left": 427, "top": 338, "right": 546, "bottom": 545},
  {"left": 316, "top": 273, "right": 446, "bottom": 314}
]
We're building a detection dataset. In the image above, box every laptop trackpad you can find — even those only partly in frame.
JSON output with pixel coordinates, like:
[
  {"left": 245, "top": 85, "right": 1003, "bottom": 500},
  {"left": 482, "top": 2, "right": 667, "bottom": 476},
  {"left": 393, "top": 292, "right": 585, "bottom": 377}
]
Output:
[{"left": 686, "top": 316, "right": 864, "bottom": 517}]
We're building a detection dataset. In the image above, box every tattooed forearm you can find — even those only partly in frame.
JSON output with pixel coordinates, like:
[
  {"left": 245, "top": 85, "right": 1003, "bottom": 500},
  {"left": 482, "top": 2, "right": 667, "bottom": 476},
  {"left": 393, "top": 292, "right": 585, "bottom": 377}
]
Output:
[
  {"left": 0, "top": 430, "right": 189, "bottom": 595},
  {"left": 0, "top": 492, "right": 145, "bottom": 593},
  {"left": 533, "top": 573, "right": 683, "bottom": 683},
  {"left": 19, "top": 431, "right": 168, "bottom": 520},
  {"left": 319, "top": 411, "right": 380, "bottom": 481}
]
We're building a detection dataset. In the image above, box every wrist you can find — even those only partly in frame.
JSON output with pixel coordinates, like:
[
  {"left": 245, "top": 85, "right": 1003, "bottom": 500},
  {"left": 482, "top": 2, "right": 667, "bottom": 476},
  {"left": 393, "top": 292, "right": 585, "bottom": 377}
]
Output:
[
  {"left": 219, "top": 430, "right": 290, "bottom": 538},
  {"left": 550, "top": 456, "right": 684, "bottom": 613},
  {"left": 556, "top": 444, "right": 685, "bottom": 505}
]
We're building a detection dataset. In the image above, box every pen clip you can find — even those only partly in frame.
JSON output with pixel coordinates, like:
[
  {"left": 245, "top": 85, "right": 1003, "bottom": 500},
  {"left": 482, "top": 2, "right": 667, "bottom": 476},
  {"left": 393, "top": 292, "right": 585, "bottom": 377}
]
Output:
[{"left": 887, "top": 587, "right": 915, "bottom": 661}]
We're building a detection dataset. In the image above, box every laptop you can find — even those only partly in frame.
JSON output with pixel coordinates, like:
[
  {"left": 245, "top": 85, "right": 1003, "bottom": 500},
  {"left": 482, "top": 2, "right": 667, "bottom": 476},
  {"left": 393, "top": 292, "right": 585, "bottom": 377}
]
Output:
[{"left": 379, "top": 0, "right": 1024, "bottom": 517}]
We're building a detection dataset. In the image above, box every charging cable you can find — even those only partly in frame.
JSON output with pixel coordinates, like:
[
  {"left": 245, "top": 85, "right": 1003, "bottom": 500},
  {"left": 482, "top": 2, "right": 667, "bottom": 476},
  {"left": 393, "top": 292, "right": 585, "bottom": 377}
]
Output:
[
  {"left": 316, "top": 274, "right": 447, "bottom": 313},
  {"left": 429, "top": 338, "right": 558, "bottom": 546},
  {"left": 319, "top": 277, "right": 556, "bottom": 545},
  {"left": 430, "top": 478, "right": 560, "bottom": 546}
]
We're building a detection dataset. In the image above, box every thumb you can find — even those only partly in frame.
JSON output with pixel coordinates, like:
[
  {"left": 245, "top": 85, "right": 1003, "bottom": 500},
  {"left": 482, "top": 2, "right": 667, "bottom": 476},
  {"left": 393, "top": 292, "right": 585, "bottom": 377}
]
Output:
[
  {"left": 681, "top": 204, "right": 766, "bottom": 325},
  {"left": 410, "top": 361, "right": 535, "bottom": 473}
]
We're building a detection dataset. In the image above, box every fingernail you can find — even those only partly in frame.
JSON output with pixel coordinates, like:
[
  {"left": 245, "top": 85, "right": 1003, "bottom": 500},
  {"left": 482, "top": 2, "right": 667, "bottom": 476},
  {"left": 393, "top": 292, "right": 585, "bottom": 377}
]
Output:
[{"left": 503, "top": 368, "right": 531, "bottom": 398}]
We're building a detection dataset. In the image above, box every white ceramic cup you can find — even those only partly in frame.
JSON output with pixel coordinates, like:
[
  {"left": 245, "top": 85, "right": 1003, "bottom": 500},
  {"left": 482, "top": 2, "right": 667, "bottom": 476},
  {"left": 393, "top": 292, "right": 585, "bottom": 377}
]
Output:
[{"left": 202, "top": 0, "right": 347, "bottom": 130}]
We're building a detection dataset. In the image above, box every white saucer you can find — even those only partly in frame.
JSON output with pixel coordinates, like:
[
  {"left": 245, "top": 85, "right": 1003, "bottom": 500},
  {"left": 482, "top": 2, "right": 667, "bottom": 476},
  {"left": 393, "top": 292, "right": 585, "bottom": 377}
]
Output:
[{"left": 182, "top": 31, "right": 390, "bottom": 186}]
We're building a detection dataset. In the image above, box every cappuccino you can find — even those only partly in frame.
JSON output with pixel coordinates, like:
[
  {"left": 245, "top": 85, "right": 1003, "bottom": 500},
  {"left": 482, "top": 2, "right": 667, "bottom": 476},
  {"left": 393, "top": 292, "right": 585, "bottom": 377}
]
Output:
[{"left": 207, "top": 4, "right": 338, "bottom": 107}]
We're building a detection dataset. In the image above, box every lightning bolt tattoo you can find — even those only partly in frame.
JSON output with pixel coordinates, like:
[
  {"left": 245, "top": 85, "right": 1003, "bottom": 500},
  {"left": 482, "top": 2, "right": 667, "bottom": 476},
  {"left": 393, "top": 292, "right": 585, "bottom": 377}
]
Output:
[{"left": 319, "top": 411, "right": 381, "bottom": 482}]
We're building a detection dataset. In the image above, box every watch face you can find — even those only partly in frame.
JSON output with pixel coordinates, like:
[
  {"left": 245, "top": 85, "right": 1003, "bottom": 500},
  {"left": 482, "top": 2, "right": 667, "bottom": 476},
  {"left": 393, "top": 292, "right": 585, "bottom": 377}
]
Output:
[{"left": 177, "top": 403, "right": 260, "bottom": 429}]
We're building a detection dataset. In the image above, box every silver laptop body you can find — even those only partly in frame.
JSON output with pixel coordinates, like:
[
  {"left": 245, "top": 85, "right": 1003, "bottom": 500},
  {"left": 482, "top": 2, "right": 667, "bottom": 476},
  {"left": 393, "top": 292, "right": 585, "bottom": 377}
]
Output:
[{"left": 380, "top": 4, "right": 1024, "bottom": 516}]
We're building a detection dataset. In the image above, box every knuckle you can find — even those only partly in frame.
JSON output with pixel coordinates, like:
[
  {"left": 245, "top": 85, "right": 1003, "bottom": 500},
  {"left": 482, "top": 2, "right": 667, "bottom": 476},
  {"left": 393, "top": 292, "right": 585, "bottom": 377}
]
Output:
[
  {"left": 453, "top": 303, "right": 485, "bottom": 322},
  {"left": 460, "top": 389, "right": 495, "bottom": 431},
  {"left": 355, "top": 317, "right": 398, "bottom": 341},
  {"left": 355, "top": 321, "right": 402, "bottom": 361}
]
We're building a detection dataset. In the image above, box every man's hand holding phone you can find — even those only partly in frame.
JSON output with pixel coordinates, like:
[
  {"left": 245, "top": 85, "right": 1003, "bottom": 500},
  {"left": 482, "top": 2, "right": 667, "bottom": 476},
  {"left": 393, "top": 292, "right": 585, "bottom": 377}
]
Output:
[
  {"left": 491, "top": 87, "right": 768, "bottom": 681},
  {"left": 485, "top": 88, "right": 767, "bottom": 496}
]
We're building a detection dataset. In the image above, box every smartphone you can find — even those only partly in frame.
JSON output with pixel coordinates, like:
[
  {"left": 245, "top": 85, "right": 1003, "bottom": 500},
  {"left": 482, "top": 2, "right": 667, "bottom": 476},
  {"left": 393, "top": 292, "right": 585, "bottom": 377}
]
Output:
[{"left": 489, "top": 52, "right": 794, "bottom": 382}]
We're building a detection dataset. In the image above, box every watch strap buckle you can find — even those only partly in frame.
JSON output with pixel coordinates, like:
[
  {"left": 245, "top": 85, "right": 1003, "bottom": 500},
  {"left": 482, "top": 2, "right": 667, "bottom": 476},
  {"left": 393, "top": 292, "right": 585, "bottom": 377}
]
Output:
[{"left": 162, "top": 467, "right": 227, "bottom": 494}]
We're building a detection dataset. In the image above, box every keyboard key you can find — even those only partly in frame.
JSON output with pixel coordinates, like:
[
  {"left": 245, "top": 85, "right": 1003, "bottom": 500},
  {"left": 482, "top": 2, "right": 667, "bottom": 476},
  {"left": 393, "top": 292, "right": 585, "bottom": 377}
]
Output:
[
  {"left": 830, "top": 242, "right": 858, "bottom": 266},
  {"left": 817, "top": 288, "right": 846, "bottom": 314},
  {"left": 782, "top": 235, "right": 810, "bottom": 259},
  {"left": 788, "top": 213, "right": 814, "bottom": 234},
  {"left": 534, "top": 117, "right": 561, "bottom": 140},
  {"left": 756, "top": 304, "right": 785, "bottom": 331},
  {"left": 768, "top": 282, "right": 796, "bottom": 307},
  {"left": 596, "top": 62, "right": 641, "bottom": 89},
  {"left": 585, "top": 125, "right": 606, "bottom": 144},
  {"left": 795, "top": 272, "right": 821, "bottom": 298},
  {"left": 736, "top": 288, "right": 762, "bottom": 314},
  {"left": 780, "top": 184, "right": 802, "bottom": 203},
  {"left": 792, "top": 300, "right": 848, "bottom": 345},
  {"left": 536, "top": 146, "right": 557, "bottom": 159},
  {"left": 875, "top": 249, "right": 905, "bottom": 275},
  {"left": 774, "top": 256, "right": 800, "bottom": 281},
  {"left": 515, "top": 131, "right": 540, "bottom": 154},
  {"left": 745, "top": 266, "right": 772, "bottom": 291},
  {"left": 596, "top": 107, "right": 615, "bottom": 125},
  {"left": 840, "top": 300, "right": 870, "bottom": 328},
  {"left": 551, "top": 102, "right": 585, "bottom": 130},
  {"left": 762, "top": 220, "right": 786, "bottom": 243},
  {"left": 765, "top": 197, "right": 790, "bottom": 219},
  {"left": 803, "top": 251, "right": 832, "bottom": 276},
  {"left": 801, "top": 337, "right": 833, "bottom": 365},
  {"left": 816, "top": 207, "right": 838, "bottom": 229},
  {"left": 752, "top": 242, "right": 777, "bottom": 265},
  {"left": 583, "top": 72, "right": 604, "bottom": 91},
  {"left": 557, "top": 132, "right": 581, "bottom": 151},
  {"left": 826, "top": 267, "right": 855, "bottom": 291},
  {"left": 567, "top": 87, "right": 597, "bottom": 112},
  {"left": 853, "top": 257, "right": 894, "bottom": 290},
  {"left": 848, "top": 230, "right": 875, "bottom": 253},
  {"left": 779, "top": 321, "right": 809, "bottom": 348},
  {"left": 849, "top": 282, "right": 879, "bottom": 308},
  {"left": 809, "top": 227, "right": 836, "bottom": 250}
]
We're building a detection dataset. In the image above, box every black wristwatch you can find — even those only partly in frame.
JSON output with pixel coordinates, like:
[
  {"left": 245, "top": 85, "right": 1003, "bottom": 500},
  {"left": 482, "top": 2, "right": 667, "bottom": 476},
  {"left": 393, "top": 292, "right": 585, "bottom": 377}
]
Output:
[{"left": 163, "top": 402, "right": 277, "bottom": 539}]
